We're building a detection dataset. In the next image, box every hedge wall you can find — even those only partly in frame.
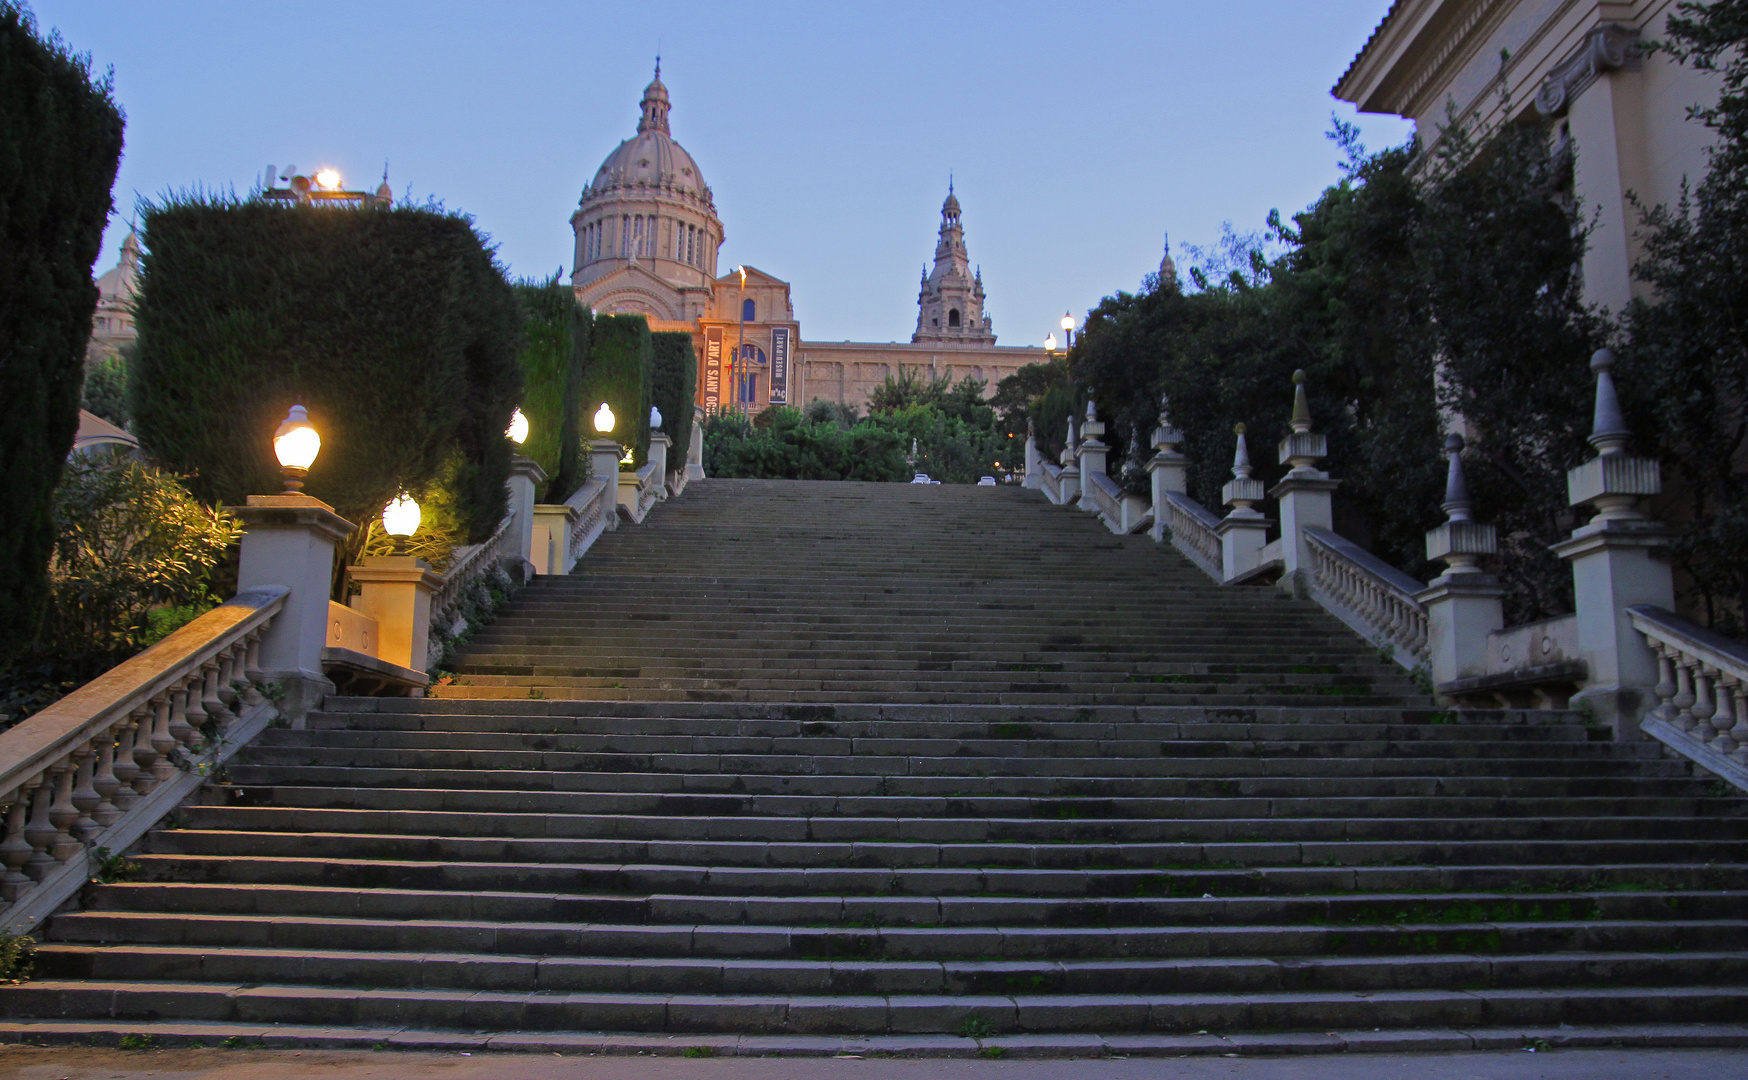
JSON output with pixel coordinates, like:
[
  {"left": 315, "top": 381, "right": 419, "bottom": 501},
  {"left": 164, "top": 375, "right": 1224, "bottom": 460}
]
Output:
[
  {"left": 131, "top": 197, "right": 522, "bottom": 544},
  {"left": 583, "top": 313, "right": 651, "bottom": 470},
  {"left": 0, "top": 2, "right": 126, "bottom": 665},
  {"left": 512, "top": 277, "right": 592, "bottom": 500},
  {"left": 649, "top": 331, "right": 697, "bottom": 475}
]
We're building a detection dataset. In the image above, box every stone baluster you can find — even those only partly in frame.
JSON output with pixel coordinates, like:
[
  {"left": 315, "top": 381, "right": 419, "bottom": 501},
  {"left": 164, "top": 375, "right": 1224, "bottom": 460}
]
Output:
[
  {"left": 242, "top": 630, "right": 267, "bottom": 708},
  {"left": 1710, "top": 675, "right": 1739, "bottom": 754},
  {"left": 165, "top": 682, "right": 195, "bottom": 761},
  {"left": 1415, "top": 433, "right": 1504, "bottom": 689},
  {"left": 1552, "top": 349, "right": 1676, "bottom": 740},
  {"left": 0, "top": 779, "right": 42, "bottom": 901},
  {"left": 1269, "top": 370, "right": 1340, "bottom": 595},
  {"left": 91, "top": 722, "right": 124, "bottom": 826},
  {"left": 1217, "top": 424, "right": 1270, "bottom": 581},
  {"left": 150, "top": 691, "right": 179, "bottom": 782},
  {"left": 68, "top": 744, "right": 103, "bottom": 842},
  {"left": 1671, "top": 660, "right": 1696, "bottom": 731},
  {"left": 47, "top": 763, "right": 82, "bottom": 861},
  {"left": 1692, "top": 667, "right": 1719, "bottom": 742},
  {"left": 108, "top": 710, "right": 143, "bottom": 810},
  {"left": 1653, "top": 648, "right": 1679, "bottom": 723},
  {"left": 1145, "top": 395, "right": 1188, "bottom": 543},
  {"left": 22, "top": 771, "right": 62, "bottom": 879},
  {"left": 198, "top": 659, "right": 228, "bottom": 734}
]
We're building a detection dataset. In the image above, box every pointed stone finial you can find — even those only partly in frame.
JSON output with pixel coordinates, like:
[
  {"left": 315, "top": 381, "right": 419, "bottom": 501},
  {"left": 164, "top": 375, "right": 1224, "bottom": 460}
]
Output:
[
  {"left": 1289, "top": 370, "right": 1312, "bottom": 434},
  {"left": 1442, "top": 433, "right": 1473, "bottom": 523},
  {"left": 1085, "top": 399, "right": 1097, "bottom": 422},
  {"left": 1158, "top": 392, "right": 1171, "bottom": 428},
  {"left": 1588, "top": 348, "right": 1630, "bottom": 456},
  {"left": 1232, "top": 423, "right": 1252, "bottom": 479},
  {"left": 1027, "top": 416, "right": 1035, "bottom": 437}
]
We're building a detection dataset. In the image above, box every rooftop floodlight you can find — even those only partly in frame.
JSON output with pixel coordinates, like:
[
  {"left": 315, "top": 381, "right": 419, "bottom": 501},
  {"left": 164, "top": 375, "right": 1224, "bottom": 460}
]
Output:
[
  {"left": 273, "top": 404, "right": 321, "bottom": 491},
  {"left": 315, "top": 168, "right": 341, "bottom": 189}
]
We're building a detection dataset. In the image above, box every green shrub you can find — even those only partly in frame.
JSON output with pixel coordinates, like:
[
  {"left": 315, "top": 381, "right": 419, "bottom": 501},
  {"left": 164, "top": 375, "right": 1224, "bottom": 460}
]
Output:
[
  {"left": 0, "top": 2, "right": 127, "bottom": 667},
  {"left": 82, "top": 346, "right": 133, "bottom": 427},
  {"left": 129, "top": 196, "right": 523, "bottom": 549},
  {"left": 0, "top": 932, "right": 34, "bottom": 984},
  {"left": 512, "top": 277, "right": 591, "bottom": 500},
  {"left": 583, "top": 314, "right": 651, "bottom": 468},
  {"left": 704, "top": 408, "right": 907, "bottom": 481},
  {"left": 649, "top": 331, "right": 697, "bottom": 476}
]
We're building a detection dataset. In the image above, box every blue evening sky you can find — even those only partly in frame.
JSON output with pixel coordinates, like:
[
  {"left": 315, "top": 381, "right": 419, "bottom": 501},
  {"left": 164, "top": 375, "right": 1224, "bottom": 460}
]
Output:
[{"left": 33, "top": 0, "right": 1412, "bottom": 348}]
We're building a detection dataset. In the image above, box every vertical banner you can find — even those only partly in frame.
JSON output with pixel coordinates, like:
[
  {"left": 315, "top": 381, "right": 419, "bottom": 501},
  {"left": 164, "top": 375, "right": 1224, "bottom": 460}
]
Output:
[
  {"left": 703, "top": 326, "right": 723, "bottom": 412},
  {"left": 769, "top": 327, "right": 790, "bottom": 405}
]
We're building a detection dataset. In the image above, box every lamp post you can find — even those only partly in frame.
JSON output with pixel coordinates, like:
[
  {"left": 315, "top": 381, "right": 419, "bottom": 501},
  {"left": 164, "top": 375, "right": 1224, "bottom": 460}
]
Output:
[
  {"left": 1061, "top": 312, "right": 1077, "bottom": 349},
  {"left": 381, "top": 493, "right": 421, "bottom": 554}
]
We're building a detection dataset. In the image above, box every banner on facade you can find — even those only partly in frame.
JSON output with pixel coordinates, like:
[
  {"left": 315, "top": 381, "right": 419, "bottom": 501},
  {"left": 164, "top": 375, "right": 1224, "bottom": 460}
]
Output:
[
  {"left": 703, "top": 326, "right": 723, "bottom": 411},
  {"left": 769, "top": 327, "right": 790, "bottom": 405}
]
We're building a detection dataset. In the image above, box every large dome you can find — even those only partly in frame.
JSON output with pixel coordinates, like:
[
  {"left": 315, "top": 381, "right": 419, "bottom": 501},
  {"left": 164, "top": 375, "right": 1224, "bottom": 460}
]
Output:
[{"left": 585, "top": 72, "right": 710, "bottom": 205}]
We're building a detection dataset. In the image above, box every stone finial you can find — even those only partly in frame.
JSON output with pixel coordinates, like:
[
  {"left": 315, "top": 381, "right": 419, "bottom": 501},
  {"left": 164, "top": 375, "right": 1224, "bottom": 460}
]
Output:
[
  {"left": 1157, "top": 393, "right": 1171, "bottom": 429},
  {"left": 1027, "top": 416, "right": 1035, "bottom": 438},
  {"left": 1085, "top": 399, "right": 1097, "bottom": 422},
  {"left": 1289, "top": 370, "right": 1312, "bottom": 434},
  {"left": 1441, "top": 433, "right": 1473, "bottom": 523},
  {"left": 1588, "top": 348, "right": 1630, "bottom": 456},
  {"left": 1232, "top": 424, "right": 1253, "bottom": 479},
  {"left": 1223, "top": 422, "right": 1266, "bottom": 512}
]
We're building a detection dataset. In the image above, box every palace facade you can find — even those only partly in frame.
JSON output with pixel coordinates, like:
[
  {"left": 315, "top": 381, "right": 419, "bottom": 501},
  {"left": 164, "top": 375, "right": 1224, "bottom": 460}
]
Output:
[{"left": 570, "top": 68, "right": 1042, "bottom": 413}]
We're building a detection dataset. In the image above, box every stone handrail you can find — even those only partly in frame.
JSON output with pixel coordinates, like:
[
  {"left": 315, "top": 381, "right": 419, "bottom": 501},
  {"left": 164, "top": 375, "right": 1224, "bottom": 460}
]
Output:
[
  {"left": 430, "top": 511, "right": 512, "bottom": 640},
  {"left": 1039, "top": 461, "right": 1064, "bottom": 506},
  {"left": 566, "top": 476, "right": 611, "bottom": 567},
  {"left": 0, "top": 587, "right": 288, "bottom": 935},
  {"left": 1630, "top": 605, "right": 1748, "bottom": 792},
  {"left": 1304, "top": 526, "right": 1430, "bottom": 666},
  {"left": 1085, "top": 471, "right": 1151, "bottom": 535},
  {"left": 1160, "top": 491, "right": 1222, "bottom": 582},
  {"left": 633, "top": 462, "right": 662, "bottom": 521}
]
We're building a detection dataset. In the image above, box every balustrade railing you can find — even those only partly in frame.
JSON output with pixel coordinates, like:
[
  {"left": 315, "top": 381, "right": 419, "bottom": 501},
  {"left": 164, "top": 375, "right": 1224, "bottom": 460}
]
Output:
[
  {"left": 0, "top": 587, "right": 288, "bottom": 934},
  {"left": 1160, "top": 492, "right": 1222, "bottom": 582},
  {"left": 429, "top": 511, "right": 512, "bottom": 644},
  {"left": 1304, "top": 526, "right": 1430, "bottom": 666},
  {"left": 567, "top": 476, "right": 611, "bottom": 564},
  {"left": 1631, "top": 605, "right": 1748, "bottom": 792},
  {"left": 1039, "top": 461, "right": 1064, "bottom": 506}
]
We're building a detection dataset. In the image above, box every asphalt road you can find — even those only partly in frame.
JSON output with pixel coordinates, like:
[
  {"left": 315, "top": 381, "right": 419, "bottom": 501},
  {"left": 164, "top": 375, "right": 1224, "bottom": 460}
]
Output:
[{"left": 0, "top": 1047, "right": 1742, "bottom": 1080}]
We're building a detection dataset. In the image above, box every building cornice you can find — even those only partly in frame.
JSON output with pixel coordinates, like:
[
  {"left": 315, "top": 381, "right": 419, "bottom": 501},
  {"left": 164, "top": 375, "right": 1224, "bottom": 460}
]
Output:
[{"left": 1334, "top": 0, "right": 1513, "bottom": 117}]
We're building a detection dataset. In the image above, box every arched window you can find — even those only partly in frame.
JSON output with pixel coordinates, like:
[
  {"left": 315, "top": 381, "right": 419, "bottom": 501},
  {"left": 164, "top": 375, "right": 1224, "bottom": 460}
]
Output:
[
  {"left": 742, "top": 298, "right": 756, "bottom": 322},
  {"left": 948, "top": 308, "right": 961, "bottom": 328},
  {"left": 620, "top": 216, "right": 630, "bottom": 257},
  {"left": 687, "top": 226, "right": 695, "bottom": 265}
]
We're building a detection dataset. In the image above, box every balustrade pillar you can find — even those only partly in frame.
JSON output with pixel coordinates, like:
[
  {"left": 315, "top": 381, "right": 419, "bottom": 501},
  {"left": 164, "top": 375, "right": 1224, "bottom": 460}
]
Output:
[
  {"left": 1217, "top": 424, "right": 1271, "bottom": 580},
  {"left": 230, "top": 493, "right": 356, "bottom": 725},
  {"left": 1024, "top": 418, "right": 1042, "bottom": 490},
  {"left": 1551, "top": 350, "right": 1675, "bottom": 740},
  {"left": 1077, "top": 401, "right": 1108, "bottom": 516},
  {"left": 590, "top": 439, "right": 623, "bottom": 532},
  {"left": 1059, "top": 416, "right": 1081, "bottom": 505},
  {"left": 349, "top": 556, "right": 441, "bottom": 674},
  {"left": 1415, "top": 433, "right": 1504, "bottom": 689},
  {"left": 504, "top": 455, "right": 547, "bottom": 584},
  {"left": 685, "top": 413, "right": 706, "bottom": 483},
  {"left": 649, "top": 427, "right": 671, "bottom": 496},
  {"left": 1268, "top": 371, "right": 1340, "bottom": 595},
  {"left": 530, "top": 504, "right": 579, "bottom": 576},
  {"left": 1146, "top": 397, "right": 1188, "bottom": 542}
]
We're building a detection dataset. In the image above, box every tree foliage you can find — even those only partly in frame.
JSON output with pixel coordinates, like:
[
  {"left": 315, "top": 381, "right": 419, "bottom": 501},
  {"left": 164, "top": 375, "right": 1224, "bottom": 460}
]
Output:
[
  {"left": 649, "top": 331, "right": 697, "bottom": 478},
  {"left": 0, "top": 1, "right": 126, "bottom": 665},
  {"left": 512, "top": 277, "right": 591, "bottom": 500},
  {"left": 130, "top": 196, "right": 523, "bottom": 551},
  {"left": 703, "top": 408, "right": 907, "bottom": 481},
  {"left": 1619, "top": 0, "right": 1748, "bottom": 632},
  {"left": 583, "top": 313, "right": 651, "bottom": 470}
]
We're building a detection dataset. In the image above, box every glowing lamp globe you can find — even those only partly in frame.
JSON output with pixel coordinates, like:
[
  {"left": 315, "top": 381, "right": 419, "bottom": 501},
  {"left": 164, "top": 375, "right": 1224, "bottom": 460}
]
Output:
[
  {"left": 273, "top": 405, "right": 321, "bottom": 491},
  {"left": 593, "top": 402, "right": 616, "bottom": 434},
  {"left": 1044, "top": 333, "right": 1057, "bottom": 352},
  {"left": 649, "top": 405, "right": 663, "bottom": 430},
  {"left": 382, "top": 493, "right": 421, "bottom": 552},
  {"left": 506, "top": 408, "right": 530, "bottom": 445},
  {"left": 1060, "top": 312, "right": 1075, "bottom": 332},
  {"left": 315, "top": 168, "right": 341, "bottom": 189}
]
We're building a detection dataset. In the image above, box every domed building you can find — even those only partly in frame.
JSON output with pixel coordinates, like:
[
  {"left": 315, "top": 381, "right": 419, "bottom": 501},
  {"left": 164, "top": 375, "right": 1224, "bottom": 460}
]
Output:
[{"left": 572, "top": 68, "right": 1040, "bottom": 413}]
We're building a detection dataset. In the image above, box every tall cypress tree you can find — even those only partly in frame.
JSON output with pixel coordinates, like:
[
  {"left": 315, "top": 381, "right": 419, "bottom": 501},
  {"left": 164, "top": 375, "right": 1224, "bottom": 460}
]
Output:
[{"left": 0, "top": 2, "right": 125, "bottom": 665}]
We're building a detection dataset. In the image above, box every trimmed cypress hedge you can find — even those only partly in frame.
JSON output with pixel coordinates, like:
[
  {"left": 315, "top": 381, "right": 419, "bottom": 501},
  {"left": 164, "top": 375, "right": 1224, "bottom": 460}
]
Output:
[
  {"left": 131, "top": 196, "right": 522, "bottom": 544},
  {"left": 512, "top": 277, "right": 592, "bottom": 500},
  {"left": 0, "top": 3, "right": 126, "bottom": 665},
  {"left": 649, "top": 331, "right": 697, "bottom": 475},
  {"left": 583, "top": 313, "right": 651, "bottom": 470}
]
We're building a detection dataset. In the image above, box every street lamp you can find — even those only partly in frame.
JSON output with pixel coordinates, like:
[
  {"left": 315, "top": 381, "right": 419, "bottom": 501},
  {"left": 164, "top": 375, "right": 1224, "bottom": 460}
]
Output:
[
  {"left": 381, "top": 492, "right": 421, "bottom": 553},
  {"left": 272, "top": 404, "right": 321, "bottom": 492},
  {"left": 506, "top": 408, "right": 530, "bottom": 445},
  {"left": 593, "top": 401, "right": 616, "bottom": 435},
  {"left": 1060, "top": 312, "right": 1076, "bottom": 349},
  {"left": 1044, "top": 332, "right": 1058, "bottom": 354}
]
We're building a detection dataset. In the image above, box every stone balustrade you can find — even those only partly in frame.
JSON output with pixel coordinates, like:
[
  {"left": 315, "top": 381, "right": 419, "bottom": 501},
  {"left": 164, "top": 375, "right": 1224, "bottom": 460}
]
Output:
[
  {"left": 619, "top": 460, "right": 664, "bottom": 524},
  {"left": 1631, "top": 605, "right": 1748, "bottom": 793},
  {"left": 1159, "top": 491, "right": 1223, "bottom": 581},
  {"left": 1304, "top": 526, "right": 1431, "bottom": 667},
  {"left": 0, "top": 587, "right": 287, "bottom": 934}
]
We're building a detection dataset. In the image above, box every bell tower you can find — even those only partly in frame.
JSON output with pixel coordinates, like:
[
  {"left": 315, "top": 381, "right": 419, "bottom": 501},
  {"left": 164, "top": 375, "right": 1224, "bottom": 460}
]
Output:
[{"left": 913, "top": 181, "right": 995, "bottom": 345}]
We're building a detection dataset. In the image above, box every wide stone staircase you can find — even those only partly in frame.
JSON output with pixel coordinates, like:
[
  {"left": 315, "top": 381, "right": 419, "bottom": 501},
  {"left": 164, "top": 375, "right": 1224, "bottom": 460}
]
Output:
[{"left": 5, "top": 479, "right": 1746, "bottom": 1056}]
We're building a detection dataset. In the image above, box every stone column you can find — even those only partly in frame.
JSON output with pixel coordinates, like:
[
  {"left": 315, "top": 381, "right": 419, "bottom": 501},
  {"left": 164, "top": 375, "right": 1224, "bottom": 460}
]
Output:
[
  {"left": 504, "top": 455, "right": 546, "bottom": 583},
  {"left": 1267, "top": 371, "right": 1340, "bottom": 595},
  {"left": 1415, "top": 434, "right": 1503, "bottom": 690},
  {"left": 685, "top": 415, "right": 706, "bottom": 482},
  {"left": 1217, "top": 424, "right": 1270, "bottom": 581},
  {"left": 1145, "top": 397, "right": 1188, "bottom": 542},
  {"left": 348, "top": 556, "right": 442, "bottom": 675},
  {"left": 649, "top": 430, "right": 671, "bottom": 499},
  {"left": 1551, "top": 349, "right": 1674, "bottom": 740},
  {"left": 231, "top": 494, "right": 355, "bottom": 724},
  {"left": 1077, "top": 400, "right": 1107, "bottom": 514},
  {"left": 1023, "top": 418, "right": 1042, "bottom": 490}
]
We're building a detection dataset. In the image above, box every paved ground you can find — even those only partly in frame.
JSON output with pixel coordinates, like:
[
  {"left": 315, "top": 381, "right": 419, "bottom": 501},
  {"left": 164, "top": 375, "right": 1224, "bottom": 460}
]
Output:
[{"left": 0, "top": 1047, "right": 1742, "bottom": 1079}]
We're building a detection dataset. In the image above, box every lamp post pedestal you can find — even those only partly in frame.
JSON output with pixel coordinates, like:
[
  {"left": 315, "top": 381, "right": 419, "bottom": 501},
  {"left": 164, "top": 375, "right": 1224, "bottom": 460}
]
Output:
[
  {"left": 231, "top": 494, "right": 355, "bottom": 726},
  {"left": 504, "top": 455, "right": 546, "bottom": 583},
  {"left": 349, "top": 555, "right": 441, "bottom": 675}
]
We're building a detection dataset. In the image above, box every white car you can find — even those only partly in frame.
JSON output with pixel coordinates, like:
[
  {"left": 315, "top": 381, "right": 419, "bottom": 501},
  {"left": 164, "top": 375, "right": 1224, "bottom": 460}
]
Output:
[
  {"left": 910, "top": 473, "right": 940, "bottom": 484},
  {"left": 977, "top": 476, "right": 996, "bottom": 486}
]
